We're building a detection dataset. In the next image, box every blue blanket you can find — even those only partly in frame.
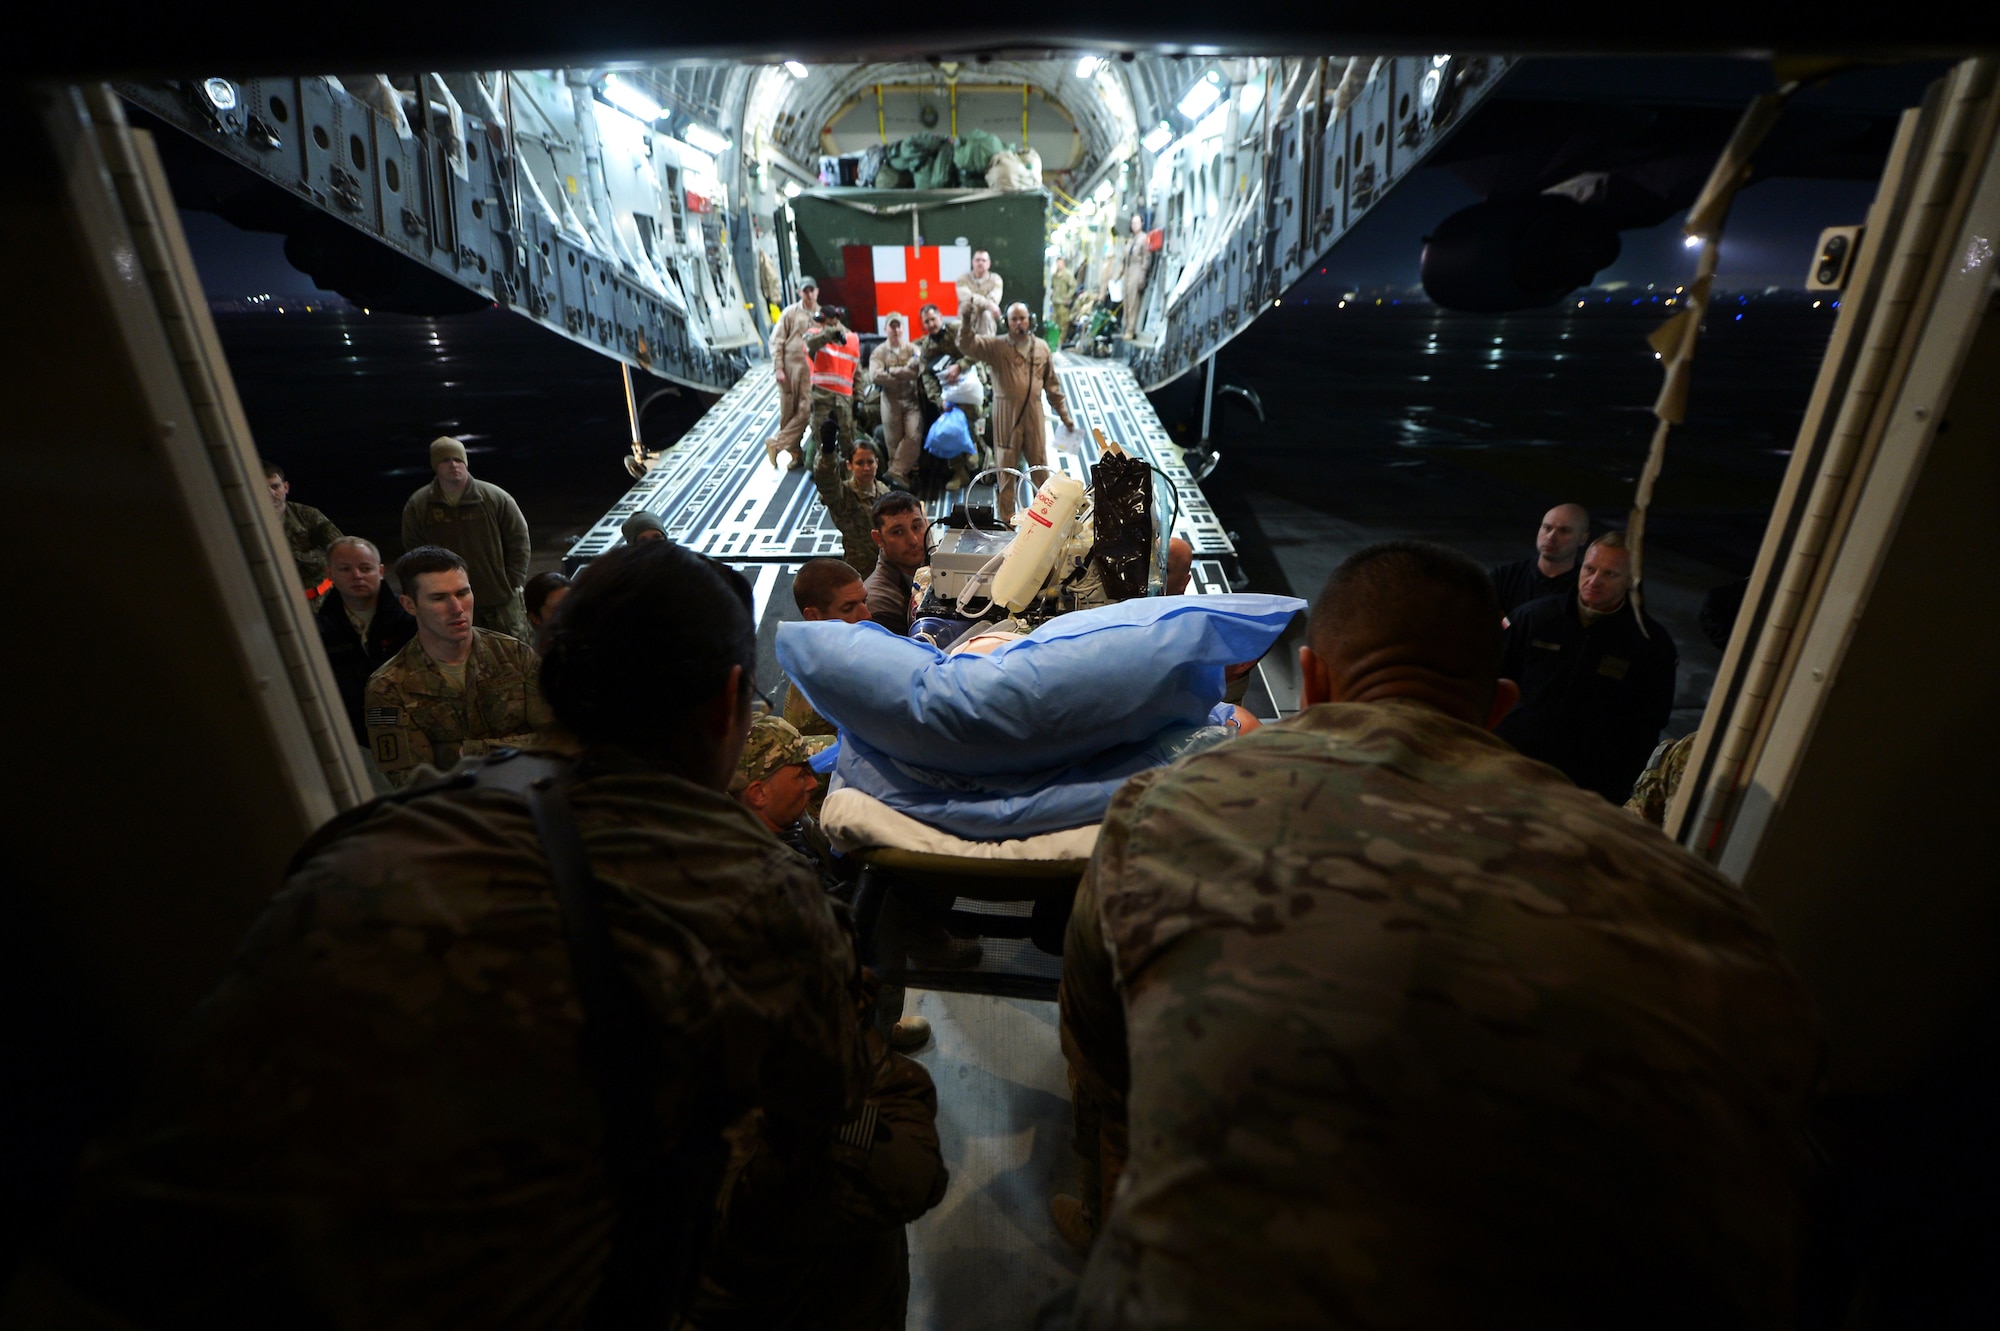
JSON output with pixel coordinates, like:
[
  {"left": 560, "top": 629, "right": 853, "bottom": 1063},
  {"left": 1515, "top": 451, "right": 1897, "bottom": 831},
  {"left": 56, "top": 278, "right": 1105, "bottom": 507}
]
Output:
[{"left": 776, "top": 594, "right": 1303, "bottom": 779}]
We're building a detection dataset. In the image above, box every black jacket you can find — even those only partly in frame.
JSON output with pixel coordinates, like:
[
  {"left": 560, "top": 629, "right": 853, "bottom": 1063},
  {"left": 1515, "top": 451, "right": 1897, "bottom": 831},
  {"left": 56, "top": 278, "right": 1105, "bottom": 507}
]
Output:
[
  {"left": 316, "top": 588, "right": 417, "bottom": 742},
  {"left": 1497, "top": 593, "right": 1677, "bottom": 803},
  {"left": 1489, "top": 555, "right": 1580, "bottom": 620}
]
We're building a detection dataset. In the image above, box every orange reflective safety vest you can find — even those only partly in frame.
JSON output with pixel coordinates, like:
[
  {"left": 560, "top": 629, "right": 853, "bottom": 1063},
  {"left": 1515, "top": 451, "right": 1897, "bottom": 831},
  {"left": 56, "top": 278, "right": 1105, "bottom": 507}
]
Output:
[{"left": 809, "top": 329, "right": 861, "bottom": 396}]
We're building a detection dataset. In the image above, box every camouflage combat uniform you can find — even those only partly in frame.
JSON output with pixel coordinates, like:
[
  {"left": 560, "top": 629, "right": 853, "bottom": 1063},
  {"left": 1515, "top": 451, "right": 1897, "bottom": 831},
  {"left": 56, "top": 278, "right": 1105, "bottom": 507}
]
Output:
[
  {"left": 1060, "top": 699, "right": 1821, "bottom": 1330},
  {"left": 363, "top": 627, "right": 552, "bottom": 786},
  {"left": 280, "top": 500, "right": 342, "bottom": 593},
  {"left": 694, "top": 1032, "right": 948, "bottom": 1331},
  {"left": 803, "top": 326, "right": 862, "bottom": 472},
  {"left": 399, "top": 477, "right": 534, "bottom": 641},
  {"left": 916, "top": 324, "right": 983, "bottom": 479},
  {"left": 49, "top": 751, "right": 872, "bottom": 1326},
  {"left": 1051, "top": 264, "right": 1078, "bottom": 344},
  {"left": 783, "top": 678, "right": 837, "bottom": 739},
  {"left": 732, "top": 714, "right": 837, "bottom": 849},
  {"left": 811, "top": 444, "right": 891, "bottom": 579},
  {"left": 1626, "top": 730, "right": 1699, "bottom": 827}
]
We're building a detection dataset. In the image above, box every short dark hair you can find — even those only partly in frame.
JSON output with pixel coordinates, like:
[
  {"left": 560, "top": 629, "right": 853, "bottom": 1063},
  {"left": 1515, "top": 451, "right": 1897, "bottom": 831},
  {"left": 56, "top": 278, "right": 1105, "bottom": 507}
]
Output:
[
  {"left": 261, "top": 460, "right": 285, "bottom": 481},
  {"left": 523, "top": 570, "right": 570, "bottom": 622},
  {"left": 792, "top": 557, "right": 863, "bottom": 616},
  {"left": 871, "top": 491, "right": 923, "bottom": 530},
  {"left": 1311, "top": 541, "right": 1502, "bottom": 678},
  {"left": 395, "top": 545, "right": 467, "bottom": 593},
  {"left": 541, "top": 541, "right": 755, "bottom": 762},
  {"left": 919, "top": 302, "right": 940, "bottom": 317},
  {"left": 849, "top": 439, "right": 878, "bottom": 459}
]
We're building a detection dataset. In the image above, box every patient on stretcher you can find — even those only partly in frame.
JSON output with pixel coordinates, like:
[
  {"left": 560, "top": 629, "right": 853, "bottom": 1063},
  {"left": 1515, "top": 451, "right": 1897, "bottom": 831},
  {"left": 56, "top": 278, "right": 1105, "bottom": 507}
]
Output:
[{"left": 775, "top": 594, "right": 1303, "bottom": 856}]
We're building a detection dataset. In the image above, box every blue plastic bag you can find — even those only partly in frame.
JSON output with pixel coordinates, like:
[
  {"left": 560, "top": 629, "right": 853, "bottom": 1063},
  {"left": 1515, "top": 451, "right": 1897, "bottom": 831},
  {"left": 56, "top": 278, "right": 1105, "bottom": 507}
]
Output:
[
  {"left": 924, "top": 404, "right": 976, "bottom": 460},
  {"left": 776, "top": 594, "right": 1303, "bottom": 778}
]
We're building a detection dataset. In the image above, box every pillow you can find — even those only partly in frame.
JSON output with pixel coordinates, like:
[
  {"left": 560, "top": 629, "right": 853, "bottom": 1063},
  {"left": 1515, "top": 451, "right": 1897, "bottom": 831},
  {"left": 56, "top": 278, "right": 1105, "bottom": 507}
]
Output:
[{"left": 777, "top": 593, "right": 1302, "bottom": 777}]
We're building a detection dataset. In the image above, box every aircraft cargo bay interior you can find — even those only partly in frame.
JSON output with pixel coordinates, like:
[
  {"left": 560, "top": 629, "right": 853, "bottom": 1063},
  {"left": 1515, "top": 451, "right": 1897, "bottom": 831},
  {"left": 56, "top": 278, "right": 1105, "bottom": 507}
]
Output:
[{"left": 4, "top": 17, "right": 1997, "bottom": 1330}]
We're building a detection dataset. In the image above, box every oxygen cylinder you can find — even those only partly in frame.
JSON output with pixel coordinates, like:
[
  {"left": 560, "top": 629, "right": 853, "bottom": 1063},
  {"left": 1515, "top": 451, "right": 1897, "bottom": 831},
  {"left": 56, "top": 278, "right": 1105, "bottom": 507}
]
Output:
[{"left": 992, "top": 474, "right": 1086, "bottom": 611}]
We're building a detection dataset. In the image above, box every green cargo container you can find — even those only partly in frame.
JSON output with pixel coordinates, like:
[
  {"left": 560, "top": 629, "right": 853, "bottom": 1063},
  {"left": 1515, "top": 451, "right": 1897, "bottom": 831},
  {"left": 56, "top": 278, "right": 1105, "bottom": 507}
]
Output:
[{"left": 787, "top": 189, "right": 1047, "bottom": 330}]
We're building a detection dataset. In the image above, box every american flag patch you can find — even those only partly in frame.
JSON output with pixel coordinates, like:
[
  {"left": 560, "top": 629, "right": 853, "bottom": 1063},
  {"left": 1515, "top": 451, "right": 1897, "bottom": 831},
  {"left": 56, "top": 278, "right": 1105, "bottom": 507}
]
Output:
[
  {"left": 834, "top": 1102, "right": 882, "bottom": 1152},
  {"left": 366, "top": 706, "right": 403, "bottom": 727}
]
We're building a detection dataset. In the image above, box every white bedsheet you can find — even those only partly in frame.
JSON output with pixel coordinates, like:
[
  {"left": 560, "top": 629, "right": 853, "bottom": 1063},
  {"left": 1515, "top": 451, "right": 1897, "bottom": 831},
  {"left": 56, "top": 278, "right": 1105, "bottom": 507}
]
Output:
[{"left": 821, "top": 787, "right": 1100, "bottom": 861}]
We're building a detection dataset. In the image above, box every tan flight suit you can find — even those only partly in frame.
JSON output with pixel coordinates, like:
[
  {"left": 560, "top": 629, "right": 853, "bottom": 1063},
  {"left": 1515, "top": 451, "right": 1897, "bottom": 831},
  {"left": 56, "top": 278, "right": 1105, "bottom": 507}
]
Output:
[
  {"left": 363, "top": 628, "right": 552, "bottom": 786},
  {"left": 869, "top": 339, "right": 924, "bottom": 480},
  {"left": 954, "top": 269, "right": 1004, "bottom": 337},
  {"left": 767, "top": 300, "right": 817, "bottom": 463},
  {"left": 955, "top": 270, "right": 1004, "bottom": 459},
  {"left": 953, "top": 327, "right": 1074, "bottom": 521}
]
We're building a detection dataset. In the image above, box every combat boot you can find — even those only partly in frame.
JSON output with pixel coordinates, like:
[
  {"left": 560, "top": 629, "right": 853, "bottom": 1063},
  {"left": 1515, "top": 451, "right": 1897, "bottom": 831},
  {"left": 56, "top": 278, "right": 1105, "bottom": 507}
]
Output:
[
  {"left": 764, "top": 438, "right": 783, "bottom": 470},
  {"left": 1050, "top": 1194, "right": 1096, "bottom": 1253},
  {"left": 908, "top": 925, "right": 982, "bottom": 970},
  {"left": 889, "top": 1015, "right": 931, "bottom": 1050}
]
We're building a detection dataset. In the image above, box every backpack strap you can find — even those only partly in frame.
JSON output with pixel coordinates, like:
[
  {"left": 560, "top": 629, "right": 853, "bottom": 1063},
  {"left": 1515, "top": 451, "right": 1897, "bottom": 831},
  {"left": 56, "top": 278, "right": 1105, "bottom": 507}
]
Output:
[{"left": 290, "top": 751, "right": 725, "bottom": 1323}]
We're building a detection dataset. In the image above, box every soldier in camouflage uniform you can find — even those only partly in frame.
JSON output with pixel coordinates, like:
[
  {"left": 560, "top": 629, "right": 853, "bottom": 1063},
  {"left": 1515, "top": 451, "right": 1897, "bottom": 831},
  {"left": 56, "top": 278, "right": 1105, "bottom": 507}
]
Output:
[
  {"left": 731, "top": 714, "right": 836, "bottom": 856},
  {"left": 783, "top": 558, "right": 871, "bottom": 740},
  {"left": 400, "top": 436, "right": 534, "bottom": 642},
  {"left": 1058, "top": 540, "right": 1820, "bottom": 1330},
  {"left": 812, "top": 438, "right": 892, "bottom": 579},
  {"left": 364, "top": 546, "right": 551, "bottom": 786},
  {"left": 1626, "top": 729, "right": 1698, "bottom": 826},
  {"left": 43, "top": 539, "right": 872, "bottom": 1327},
  {"left": 802, "top": 314, "right": 863, "bottom": 474},
  {"left": 695, "top": 714, "right": 943, "bottom": 1331},
  {"left": 263, "top": 460, "right": 342, "bottom": 601},
  {"left": 916, "top": 303, "right": 981, "bottom": 489}
]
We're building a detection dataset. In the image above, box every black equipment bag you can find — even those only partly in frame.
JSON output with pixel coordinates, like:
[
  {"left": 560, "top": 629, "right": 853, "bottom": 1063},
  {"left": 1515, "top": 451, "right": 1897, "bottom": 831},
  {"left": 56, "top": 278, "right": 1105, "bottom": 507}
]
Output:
[{"left": 1087, "top": 451, "right": 1155, "bottom": 600}]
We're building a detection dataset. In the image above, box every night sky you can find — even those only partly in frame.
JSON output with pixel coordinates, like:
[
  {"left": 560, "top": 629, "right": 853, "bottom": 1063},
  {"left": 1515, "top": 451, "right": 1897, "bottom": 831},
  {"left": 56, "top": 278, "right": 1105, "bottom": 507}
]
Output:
[{"left": 175, "top": 56, "right": 1927, "bottom": 301}]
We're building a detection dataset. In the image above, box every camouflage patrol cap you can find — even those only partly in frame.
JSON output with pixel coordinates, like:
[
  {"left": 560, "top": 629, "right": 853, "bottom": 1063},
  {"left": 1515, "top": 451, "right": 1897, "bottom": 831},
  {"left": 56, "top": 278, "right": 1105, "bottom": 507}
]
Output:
[{"left": 730, "top": 715, "right": 833, "bottom": 794}]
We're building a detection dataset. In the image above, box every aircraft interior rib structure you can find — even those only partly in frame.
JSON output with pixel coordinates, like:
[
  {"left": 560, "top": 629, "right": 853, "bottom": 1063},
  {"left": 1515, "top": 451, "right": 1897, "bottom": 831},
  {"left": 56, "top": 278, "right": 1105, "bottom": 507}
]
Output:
[{"left": 119, "top": 53, "right": 1509, "bottom": 394}]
